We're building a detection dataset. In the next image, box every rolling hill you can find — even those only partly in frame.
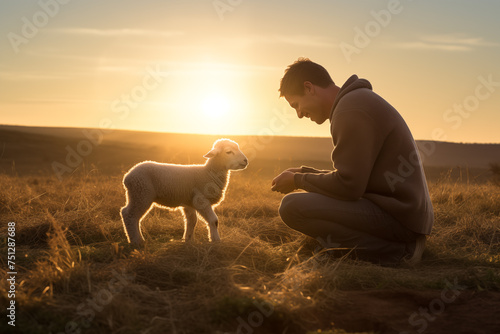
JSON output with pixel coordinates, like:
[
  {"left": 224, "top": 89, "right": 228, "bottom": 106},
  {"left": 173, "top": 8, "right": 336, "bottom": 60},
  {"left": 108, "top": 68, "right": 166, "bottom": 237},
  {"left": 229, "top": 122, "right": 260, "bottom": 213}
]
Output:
[{"left": 1, "top": 125, "right": 499, "bottom": 180}]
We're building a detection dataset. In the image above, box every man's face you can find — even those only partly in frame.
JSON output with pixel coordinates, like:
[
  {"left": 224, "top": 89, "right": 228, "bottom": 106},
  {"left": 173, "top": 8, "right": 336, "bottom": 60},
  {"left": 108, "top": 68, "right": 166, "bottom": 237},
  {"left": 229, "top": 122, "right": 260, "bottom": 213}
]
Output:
[{"left": 284, "top": 83, "right": 327, "bottom": 124}]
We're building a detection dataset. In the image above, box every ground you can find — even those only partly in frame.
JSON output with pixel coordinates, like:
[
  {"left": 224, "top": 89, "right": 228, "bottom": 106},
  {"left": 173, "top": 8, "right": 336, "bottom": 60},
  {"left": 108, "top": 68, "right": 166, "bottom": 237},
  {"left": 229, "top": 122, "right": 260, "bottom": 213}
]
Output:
[{"left": 0, "top": 129, "right": 499, "bottom": 333}]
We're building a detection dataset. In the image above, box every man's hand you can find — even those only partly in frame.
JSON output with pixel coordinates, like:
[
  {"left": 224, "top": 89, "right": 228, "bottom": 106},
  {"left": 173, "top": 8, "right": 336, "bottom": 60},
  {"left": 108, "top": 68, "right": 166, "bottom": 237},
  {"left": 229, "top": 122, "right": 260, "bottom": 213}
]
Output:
[{"left": 271, "top": 171, "right": 297, "bottom": 194}]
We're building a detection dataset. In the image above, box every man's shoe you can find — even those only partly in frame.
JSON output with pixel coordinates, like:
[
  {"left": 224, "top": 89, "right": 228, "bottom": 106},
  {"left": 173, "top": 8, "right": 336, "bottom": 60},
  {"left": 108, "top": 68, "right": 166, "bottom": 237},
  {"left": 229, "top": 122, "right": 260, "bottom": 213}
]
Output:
[{"left": 403, "top": 235, "right": 426, "bottom": 266}]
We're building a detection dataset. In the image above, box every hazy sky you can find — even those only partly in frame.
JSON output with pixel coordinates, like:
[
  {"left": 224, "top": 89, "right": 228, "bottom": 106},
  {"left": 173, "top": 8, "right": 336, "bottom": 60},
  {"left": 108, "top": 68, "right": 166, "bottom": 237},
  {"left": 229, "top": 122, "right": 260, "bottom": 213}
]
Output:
[{"left": 1, "top": 0, "right": 499, "bottom": 142}]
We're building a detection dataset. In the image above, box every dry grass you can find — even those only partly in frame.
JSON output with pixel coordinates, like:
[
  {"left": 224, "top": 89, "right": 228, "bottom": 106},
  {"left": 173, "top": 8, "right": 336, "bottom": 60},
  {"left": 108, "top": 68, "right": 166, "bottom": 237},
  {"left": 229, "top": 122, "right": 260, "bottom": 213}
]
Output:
[{"left": 0, "top": 170, "right": 499, "bottom": 334}]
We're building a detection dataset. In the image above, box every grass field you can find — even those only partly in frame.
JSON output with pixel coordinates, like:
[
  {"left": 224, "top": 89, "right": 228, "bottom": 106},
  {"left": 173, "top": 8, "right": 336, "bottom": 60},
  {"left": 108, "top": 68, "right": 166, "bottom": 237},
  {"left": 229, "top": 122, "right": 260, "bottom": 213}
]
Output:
[{"left": 1, "top": 129, "right": 500, "bottom": 333}]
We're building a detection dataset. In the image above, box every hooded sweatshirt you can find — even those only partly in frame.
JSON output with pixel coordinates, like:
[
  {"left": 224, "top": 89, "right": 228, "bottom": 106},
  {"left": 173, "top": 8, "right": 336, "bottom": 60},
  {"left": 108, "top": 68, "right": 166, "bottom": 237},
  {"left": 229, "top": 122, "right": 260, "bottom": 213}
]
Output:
[{"left": 293, "top": 75, "right": 434, "bottom": 235}]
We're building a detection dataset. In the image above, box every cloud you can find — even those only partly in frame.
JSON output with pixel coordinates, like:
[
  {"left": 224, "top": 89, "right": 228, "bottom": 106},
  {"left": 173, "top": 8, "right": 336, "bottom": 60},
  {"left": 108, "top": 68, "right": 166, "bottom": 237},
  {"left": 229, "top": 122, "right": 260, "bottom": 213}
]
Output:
[
  {"left": 47, "top": 27, "right": 184, "bottom": 38},
  {"left": 268, "top": 34, "right": 336, "bottom": 49},
  {"left": 0, "top": 71, "right": 71, "bottom": 81},
  {"left": 395, "top": 34, "right": 498, "bottom": 52},
  {"left": 6, "top": 98, "right": 102, "bottom": 104},
  {"left": 162, "top": 61, "right": 282, "bottom": 77},
  {"left": 203, "top": 33, "right": 335, "bottom": 50},
  {"left": 242, "top": 34, "right": 335, "bottom": 49}
]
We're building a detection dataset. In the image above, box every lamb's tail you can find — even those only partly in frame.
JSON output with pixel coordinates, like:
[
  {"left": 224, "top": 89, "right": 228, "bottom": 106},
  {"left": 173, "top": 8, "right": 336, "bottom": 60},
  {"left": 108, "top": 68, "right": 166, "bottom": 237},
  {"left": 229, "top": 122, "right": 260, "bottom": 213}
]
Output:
[
  {"left": 122, "top": 170, "right": 134, "bottom": 190},
  {"left": 122, "top": 167, "right": 146, "bottom": 193}
]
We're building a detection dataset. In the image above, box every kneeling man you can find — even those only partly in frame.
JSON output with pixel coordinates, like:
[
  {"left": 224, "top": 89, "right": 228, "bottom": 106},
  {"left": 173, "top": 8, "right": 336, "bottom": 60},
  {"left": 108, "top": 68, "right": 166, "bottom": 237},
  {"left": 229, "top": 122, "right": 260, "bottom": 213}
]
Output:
[{"left": 272, "top": 58, "right": 433, "bottom": 266}]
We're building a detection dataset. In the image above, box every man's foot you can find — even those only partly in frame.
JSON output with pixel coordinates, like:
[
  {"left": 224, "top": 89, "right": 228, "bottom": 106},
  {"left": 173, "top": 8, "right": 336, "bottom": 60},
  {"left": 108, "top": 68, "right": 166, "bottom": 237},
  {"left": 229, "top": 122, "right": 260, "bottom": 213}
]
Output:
[{"left": 403, "top": 235, "right": 426, "bottom": 266}]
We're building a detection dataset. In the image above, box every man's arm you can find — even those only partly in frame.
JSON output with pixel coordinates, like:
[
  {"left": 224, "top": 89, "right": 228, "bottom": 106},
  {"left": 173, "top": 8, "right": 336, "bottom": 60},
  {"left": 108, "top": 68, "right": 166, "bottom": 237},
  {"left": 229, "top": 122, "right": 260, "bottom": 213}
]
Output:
[
  {"left": 281, "top": 166, "right": 331, "bottom": 174},
  {"left": 293, "top": 109, "right": 387, "bottom": 200},
  {"left": 299, "top": 166, "right": 331, "bottom": 174}
]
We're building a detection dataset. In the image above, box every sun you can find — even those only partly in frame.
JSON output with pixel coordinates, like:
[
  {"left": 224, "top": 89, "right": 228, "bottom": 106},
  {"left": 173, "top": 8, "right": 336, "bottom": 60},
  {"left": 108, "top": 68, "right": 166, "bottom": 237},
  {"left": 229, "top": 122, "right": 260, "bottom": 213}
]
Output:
[{"left": 200, "top": 93, "right": 230, "bottom": 119}]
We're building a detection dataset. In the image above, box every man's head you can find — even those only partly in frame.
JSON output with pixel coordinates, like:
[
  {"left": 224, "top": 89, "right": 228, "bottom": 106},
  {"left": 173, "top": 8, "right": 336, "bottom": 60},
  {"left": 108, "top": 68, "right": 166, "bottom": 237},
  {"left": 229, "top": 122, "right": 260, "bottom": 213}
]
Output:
[
  {"left": 279, "top": 58, "right": 338, "bottom": 124},
  {"left": 279, "top": 58, "right": 334, "bottom": 97}
]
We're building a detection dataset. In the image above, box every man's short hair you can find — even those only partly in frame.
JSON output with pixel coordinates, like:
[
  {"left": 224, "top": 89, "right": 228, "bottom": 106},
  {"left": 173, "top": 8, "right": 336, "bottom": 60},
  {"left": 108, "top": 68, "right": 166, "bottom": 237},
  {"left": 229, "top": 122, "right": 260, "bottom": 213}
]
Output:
[{"left": 279, "top": 58, "right": 334, "bottom": 97}]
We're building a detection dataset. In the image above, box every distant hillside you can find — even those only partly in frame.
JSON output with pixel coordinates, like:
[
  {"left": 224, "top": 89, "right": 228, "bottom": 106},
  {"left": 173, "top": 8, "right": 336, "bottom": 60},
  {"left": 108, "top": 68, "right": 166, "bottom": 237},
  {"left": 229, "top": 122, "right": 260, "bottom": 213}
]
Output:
[
  {"left": 1, "top": 125, "right": 499, "bottom": 179},
  {"left": 416, "top": 140, "right": 500, "bottom": 168}
]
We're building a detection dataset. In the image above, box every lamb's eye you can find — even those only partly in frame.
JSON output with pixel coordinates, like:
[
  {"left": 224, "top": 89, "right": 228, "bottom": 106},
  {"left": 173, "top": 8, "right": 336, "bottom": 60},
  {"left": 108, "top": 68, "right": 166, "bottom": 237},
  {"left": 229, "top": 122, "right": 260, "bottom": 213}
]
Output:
[{"left": 226, "top": 151, "right": 234, "bottom": 155}]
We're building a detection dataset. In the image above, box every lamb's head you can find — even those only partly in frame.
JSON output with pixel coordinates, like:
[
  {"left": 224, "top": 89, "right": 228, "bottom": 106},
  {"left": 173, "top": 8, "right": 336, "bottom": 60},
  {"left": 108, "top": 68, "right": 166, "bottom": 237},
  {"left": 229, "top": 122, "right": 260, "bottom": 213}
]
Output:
[{"left": 204, "top": 139, "right": 248, "bottom": 171}]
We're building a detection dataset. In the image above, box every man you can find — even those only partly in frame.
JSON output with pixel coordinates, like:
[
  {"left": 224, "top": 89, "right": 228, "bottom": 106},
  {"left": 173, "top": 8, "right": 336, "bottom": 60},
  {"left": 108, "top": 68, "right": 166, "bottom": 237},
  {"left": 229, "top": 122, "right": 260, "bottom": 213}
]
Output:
[{"left": 271, "top": 58, "right": 433, "bottom": 266}]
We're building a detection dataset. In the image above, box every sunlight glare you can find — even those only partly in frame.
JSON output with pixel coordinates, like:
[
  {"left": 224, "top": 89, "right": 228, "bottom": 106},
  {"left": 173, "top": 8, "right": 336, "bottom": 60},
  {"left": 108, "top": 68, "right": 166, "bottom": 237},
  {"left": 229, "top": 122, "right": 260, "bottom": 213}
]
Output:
[{"left": 200, "top": 94, "right": 230, "bottom": 119}]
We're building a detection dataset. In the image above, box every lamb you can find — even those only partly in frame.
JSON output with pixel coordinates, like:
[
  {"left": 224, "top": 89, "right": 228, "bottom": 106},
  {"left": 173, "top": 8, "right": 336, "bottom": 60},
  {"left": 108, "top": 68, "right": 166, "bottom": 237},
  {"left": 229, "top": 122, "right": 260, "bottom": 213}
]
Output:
[{"left": 120, "top": 138, "right": 248, "bottom": 245}]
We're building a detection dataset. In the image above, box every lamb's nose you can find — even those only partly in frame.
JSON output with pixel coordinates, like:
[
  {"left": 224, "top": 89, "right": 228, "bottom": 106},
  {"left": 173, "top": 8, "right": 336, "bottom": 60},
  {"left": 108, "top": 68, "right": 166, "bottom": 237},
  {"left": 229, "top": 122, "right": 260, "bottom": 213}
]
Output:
[{"left": 243, "top": 158, "right": 248, "bottom": 164}]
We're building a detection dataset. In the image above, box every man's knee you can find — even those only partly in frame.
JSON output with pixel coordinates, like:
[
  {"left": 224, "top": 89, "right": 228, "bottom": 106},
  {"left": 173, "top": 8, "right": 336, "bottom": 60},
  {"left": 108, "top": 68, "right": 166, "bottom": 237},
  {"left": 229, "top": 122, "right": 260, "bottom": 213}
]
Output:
[{"left": 279, "top": 193, "right": 303, "bottom": 228}]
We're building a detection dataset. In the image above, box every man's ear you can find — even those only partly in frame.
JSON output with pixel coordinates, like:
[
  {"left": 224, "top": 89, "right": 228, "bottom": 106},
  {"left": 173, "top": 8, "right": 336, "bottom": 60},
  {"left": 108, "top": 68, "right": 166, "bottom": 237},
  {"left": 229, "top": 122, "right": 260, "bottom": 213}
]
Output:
[
  {"left": 203, "top": 147, "right": 219, "bottom": 159},
  {"left": 303, "top": 81, "right": 314, "bottom": 95}
]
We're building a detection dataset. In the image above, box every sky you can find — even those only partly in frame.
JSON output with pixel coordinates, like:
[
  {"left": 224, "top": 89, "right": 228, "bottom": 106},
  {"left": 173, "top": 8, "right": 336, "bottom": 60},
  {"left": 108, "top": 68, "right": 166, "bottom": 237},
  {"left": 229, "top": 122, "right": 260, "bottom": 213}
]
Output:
[{"left": 1, "top": 0, "right": 499, "bottom": 143}]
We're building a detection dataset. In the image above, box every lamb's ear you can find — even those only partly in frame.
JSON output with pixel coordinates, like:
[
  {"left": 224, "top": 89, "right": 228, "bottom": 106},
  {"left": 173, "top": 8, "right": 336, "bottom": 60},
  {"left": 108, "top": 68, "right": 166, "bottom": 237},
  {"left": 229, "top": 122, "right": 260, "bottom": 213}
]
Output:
[{"left": 203, "top": 147, "right": 219, "bottom": 159}]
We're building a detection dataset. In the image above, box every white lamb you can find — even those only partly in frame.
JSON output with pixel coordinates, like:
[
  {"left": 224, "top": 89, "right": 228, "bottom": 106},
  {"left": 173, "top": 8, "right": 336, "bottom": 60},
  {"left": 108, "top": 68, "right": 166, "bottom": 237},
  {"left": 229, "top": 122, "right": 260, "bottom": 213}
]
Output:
[{"left": 120, "top": 138, "right": 248, "bottom": 246}]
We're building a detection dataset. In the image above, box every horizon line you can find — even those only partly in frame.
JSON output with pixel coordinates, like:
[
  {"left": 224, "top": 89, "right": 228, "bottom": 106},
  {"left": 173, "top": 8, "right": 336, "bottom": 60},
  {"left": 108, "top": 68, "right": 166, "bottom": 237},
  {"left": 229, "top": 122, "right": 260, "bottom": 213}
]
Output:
[{"left": 1, "top": 123, "right": 500, "bottom": 145}]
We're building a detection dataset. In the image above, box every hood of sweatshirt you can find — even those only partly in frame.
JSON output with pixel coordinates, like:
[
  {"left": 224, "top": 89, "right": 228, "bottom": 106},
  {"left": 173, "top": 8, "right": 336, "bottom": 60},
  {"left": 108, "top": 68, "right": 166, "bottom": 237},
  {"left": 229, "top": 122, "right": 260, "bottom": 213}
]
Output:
[{"left": 329, "top": 74, "right": 372, "bottom": 120}]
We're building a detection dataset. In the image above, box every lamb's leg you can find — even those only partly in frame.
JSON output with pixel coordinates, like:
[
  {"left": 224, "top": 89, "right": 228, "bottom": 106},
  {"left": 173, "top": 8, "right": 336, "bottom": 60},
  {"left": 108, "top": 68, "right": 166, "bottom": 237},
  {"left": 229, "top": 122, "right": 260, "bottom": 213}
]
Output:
[
  {"left": 181, "top": 206, "right": 198, "bottom": 242},
  {"left": 196, "top": 205, "right": 220, "bottom": 242},
  {"left": 121, "top": 193, "right": 153, "bottom": 246}
]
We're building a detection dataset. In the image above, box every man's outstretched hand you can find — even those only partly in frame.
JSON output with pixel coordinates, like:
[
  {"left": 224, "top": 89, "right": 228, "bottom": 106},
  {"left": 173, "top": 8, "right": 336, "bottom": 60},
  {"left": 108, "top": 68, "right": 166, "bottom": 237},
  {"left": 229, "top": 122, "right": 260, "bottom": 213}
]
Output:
[{"left": 271, "top": 171, "right": 297, "bottom": 194}]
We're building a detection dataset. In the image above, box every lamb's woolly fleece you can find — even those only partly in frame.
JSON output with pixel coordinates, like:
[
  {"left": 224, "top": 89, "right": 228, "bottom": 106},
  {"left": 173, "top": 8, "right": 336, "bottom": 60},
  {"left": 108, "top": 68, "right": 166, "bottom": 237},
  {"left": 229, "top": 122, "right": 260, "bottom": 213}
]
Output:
[
  {"left": 120, "top": 138, "right": 247, "bottom": 244},
  {"left": 123, "top": 160, "right": 229, "bottom": 210}
]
